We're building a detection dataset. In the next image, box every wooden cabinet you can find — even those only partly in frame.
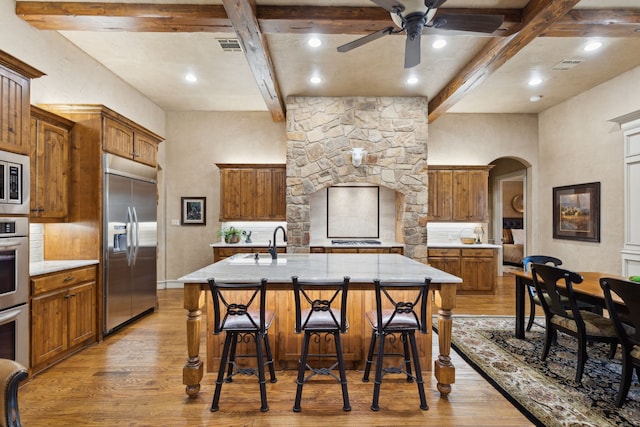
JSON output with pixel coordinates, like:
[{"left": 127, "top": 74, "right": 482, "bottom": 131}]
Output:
[
  {"left": 217, "top": 164, "right": 286, "bottom": 221},
  {"left": 30, "top": 106, "right": 74, "bottom": 221},
  {"left": 428, "top": 247, "right": 497, "bottom": 294},
  {"left": 212, "top": 246, "right": 285, "bottom": 262},
  {"left": 30, "top": 265, "right": 97, "bottom": 374},
  {"left": 103, "top": 116, "right": 158, "bottom": 167},
  {"left": 0, "top": 51, "right": 44, "bottom": 154},
  {"left": 428, "top": 166, "right": 492, "bottom": 222}
]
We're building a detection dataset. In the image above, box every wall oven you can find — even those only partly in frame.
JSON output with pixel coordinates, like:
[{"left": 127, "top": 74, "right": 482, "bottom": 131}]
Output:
[
  {"left": 0, "top": 216, "right": 29, "bottom": 368},
  {"left": 0, "top": 150, "right": 30, "bottom": 215}
]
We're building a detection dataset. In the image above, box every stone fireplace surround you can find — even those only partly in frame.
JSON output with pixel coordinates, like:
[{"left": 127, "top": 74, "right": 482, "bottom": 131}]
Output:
[{"left": 285, "top": 96, "right": 429, "bottom": 263}]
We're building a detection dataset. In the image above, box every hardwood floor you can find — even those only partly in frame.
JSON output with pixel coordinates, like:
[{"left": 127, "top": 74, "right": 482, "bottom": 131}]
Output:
[{"left": 18, "top": 273, "right": 533, "bottom": 426}]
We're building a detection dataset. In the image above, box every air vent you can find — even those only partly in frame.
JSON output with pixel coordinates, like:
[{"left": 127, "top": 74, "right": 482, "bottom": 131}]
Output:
[
  {"left": 552, "top": 59, "right": 583, "bottom": 71},
  {"left": 217, "top": 38, "right": 242, "bottom": 52}
]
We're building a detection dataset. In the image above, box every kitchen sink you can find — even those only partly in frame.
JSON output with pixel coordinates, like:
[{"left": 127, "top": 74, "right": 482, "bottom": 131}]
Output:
[{"left": 226, "top": 253, "right": 287, "bottom": 265}]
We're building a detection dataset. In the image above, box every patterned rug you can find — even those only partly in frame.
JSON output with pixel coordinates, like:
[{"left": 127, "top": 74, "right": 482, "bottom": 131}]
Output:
[{"left": 444, "top": 317, "right": 640, "bottom": 427}]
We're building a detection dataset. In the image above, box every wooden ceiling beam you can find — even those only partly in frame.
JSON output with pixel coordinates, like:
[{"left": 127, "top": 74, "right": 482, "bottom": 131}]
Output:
[
  {"left": 221, "top": 0, "right": 285, "bottom": 122},
  {"left": 427, "top": 0, "right": 583, "bottom": 123}
]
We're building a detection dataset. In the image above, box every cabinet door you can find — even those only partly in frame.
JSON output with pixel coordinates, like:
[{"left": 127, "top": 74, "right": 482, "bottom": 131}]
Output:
[
  {"left": 0, "top": 68, "right": 30, "bottom": 154},
  {"left": 35, "top": 120, "right": 69, "bottom": 219},
  {"left": 255, "top": 168, "right": 274, "bottom": 220},
  {"left": 429, "top": 256, "right": 461, "bottom": 277},
  {"left": 103, "top": 117, "right": 134, "bottom": 159},
  {"left": 219, "top": 168, "right": 242, "bottom": 220},
  {"left": 460, "top": 256, "right": 495, "bottom": 292},
  {"left": 270, "top": 168, "right": 286, "bottom": 220},
  {"left": 427, "top": 170, "right": 452, "bottom": 221},
  {"left": 452, "top": 171, "right": 471, "bottom": 221},
  {"left": 467, "top": 170, "right": 489, "bottom": 221},
  {"left": 67, "top": 281, "right": 97, "bottom": 348},
  {"left": 31, "top": 290, "right": 68, "bottom": 368},
  {"left": 133, "top": 132, "right": 158, "bottom": 167}
]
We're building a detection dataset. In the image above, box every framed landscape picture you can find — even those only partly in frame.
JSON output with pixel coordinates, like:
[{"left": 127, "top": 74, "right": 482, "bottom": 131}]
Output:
[
  {"left": 553, "top": 182, "right": 600, "bottom": 242},
  {"left": 181, "top": 197, "right": 206, "bottom": 225}
]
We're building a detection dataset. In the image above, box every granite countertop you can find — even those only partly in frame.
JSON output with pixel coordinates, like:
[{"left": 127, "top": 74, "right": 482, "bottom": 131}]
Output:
[
  {"left": 179, "top": 253, "right": 462, "bottom": 284},
  {"left": 30, "top": 260, "right": 99, "bottom": 277},
  {"left": 427, "top": 243, "right": 501, "bottom": 249},
  {"left": 210, "top": 242, "right": 286, "bottom": 248}
]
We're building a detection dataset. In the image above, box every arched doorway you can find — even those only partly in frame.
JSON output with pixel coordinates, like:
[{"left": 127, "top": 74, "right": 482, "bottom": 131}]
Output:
[{"left": 489, "top": 158, "right": 528, "bottom": 274}]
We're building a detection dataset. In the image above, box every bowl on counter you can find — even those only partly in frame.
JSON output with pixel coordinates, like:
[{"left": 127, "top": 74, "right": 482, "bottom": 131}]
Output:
[{"left": 459, "top": 237, "right": 476, "bottom": 244}]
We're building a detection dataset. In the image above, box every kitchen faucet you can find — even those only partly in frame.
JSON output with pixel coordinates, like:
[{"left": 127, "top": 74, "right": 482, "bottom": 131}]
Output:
[{"left": 268, "top": 226, "right": 287, "bottom": 259}]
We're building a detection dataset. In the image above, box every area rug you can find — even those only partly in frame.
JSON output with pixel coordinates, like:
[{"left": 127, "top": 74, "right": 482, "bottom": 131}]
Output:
[{"left": 443, "top": 317, "right": 640, "bottom": 427}]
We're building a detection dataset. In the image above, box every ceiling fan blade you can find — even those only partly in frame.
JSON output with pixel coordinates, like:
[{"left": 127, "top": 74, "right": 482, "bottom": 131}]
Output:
[
  {"left": 370, "top": 0, "right": 405, "bottom": 14},
  {"left": 404, "top": 33, "right": 421, "bottom": 68},
  {"left": 425, "top": 0, "right": 448, "bottom": 8},
  {"left": 337, "top": 27, "right": 395, "bottom": 53},
  {"left": 431, "top": 13, "right": 504, "bottom": 33}
]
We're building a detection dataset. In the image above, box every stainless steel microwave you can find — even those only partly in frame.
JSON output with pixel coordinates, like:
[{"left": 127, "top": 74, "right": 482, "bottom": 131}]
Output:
[{"left": 0, "top": 150, "right": 29, "bottom": 215}]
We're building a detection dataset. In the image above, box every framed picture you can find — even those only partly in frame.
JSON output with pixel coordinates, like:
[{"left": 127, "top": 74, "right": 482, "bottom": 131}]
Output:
[
  {"left": 553, "top": 182, "right": 600, "bottom": 242},
  {"left": 181, "top": 197, "right": 206, "bottom": 225}
]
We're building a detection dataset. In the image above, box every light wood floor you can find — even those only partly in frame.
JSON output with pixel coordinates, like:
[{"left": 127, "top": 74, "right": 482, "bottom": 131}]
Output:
[{"left": 18, "top": 273, "right": 534, "bottom": 426}]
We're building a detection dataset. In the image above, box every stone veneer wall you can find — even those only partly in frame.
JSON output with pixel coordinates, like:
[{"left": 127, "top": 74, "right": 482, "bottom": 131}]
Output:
[{"left": 285, "top": 96, "right": 429, "bottom": 263}]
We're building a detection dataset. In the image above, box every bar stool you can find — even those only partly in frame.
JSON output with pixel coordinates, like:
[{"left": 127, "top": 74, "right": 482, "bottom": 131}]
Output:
[
  {"left": 362, "top": 278, "right": 431, "bottom": 411},
  {"left": 207, "top": 278, "right": 276, "bottom": 412},
  {"left": 0, "top": 358, "right": 28, "bottom": 427},
  {"left": 291, "top": 276, "right": 351, "bottom": 412}
]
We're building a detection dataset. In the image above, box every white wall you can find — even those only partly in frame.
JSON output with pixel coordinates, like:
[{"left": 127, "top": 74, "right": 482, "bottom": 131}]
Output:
[
  {"left": 164, "top": 111, "right": 287, "bottom": 281},
  {"left": 537, "top": 67, "right": 640, "bottom": 274}
]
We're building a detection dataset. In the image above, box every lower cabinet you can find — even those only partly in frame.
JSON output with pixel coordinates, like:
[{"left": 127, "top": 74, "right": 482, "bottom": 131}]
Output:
[
  {"left": 428, "top": 247, "right": 497, "bottom": 294},
  {"left": 30, "top": 265, "right": 97, "bottom": 374},
  {"left": 212, "top": 246, "right": 285, "bottom": 262},
  {"left": 310, "top": 246, "right": 404, "bottom": 255}
]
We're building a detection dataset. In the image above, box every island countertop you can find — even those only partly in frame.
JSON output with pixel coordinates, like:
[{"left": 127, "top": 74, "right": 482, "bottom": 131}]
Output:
[
  {"left": 179, "top": 253, "right": 461, "bottom": 284},
  {"left": 179, "top": 253, "right": 461, "bottom": 400}
]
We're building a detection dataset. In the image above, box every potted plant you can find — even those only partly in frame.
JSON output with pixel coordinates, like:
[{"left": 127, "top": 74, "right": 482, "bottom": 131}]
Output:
[{"left": 217, "top": 227, "right": 243, "bottom": 244}]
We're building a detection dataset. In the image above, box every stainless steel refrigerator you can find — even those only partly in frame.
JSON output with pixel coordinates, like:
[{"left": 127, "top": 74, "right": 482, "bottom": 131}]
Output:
[{"left": 103, "top": 153, "right": 158, "bottom": 335}]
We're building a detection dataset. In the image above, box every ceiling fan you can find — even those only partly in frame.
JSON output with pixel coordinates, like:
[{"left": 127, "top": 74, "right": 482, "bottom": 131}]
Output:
[{"left": 337, "top": 0, "right": 504, "bottom": 69}]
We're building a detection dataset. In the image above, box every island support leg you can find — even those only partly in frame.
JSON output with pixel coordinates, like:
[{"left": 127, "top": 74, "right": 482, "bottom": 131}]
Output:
[
  {"left": 433, "top": 283, "right": 456, "bottom": 396},
  {"left": 183, "top": 283, "right": 205, "bottom": 398}
]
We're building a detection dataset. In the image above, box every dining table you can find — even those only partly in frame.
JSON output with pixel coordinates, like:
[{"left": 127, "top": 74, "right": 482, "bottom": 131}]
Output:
[
  {"left": 512, "top": 270, "right": 626, "bottom": 339},
  {"left": 178, "top": 253, "right": 462, "bottom": 399}
]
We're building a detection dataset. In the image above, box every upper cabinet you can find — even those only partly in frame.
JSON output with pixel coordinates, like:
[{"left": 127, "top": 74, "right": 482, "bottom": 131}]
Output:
[
  {"left": 103, "top": 116, "right": 158, "bottom": 167},
  {"left": 30, "top": 106, "right": 74, "bottom": 221},
  {"left": 0, "top": 51, "right": 45, "bottom": 155},
  {"left": 217, "top": 164, "right": 286, "bottom": 221},
  {"left": 428, "top": 165, "right": 493, "bottom": 222}
]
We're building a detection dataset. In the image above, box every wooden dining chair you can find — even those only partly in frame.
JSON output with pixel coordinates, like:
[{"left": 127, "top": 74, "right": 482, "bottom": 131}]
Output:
[
  {"left": 600, "top": 277, "right": 640, "bottom": 407},
  {"left": 362, "top": 278, "right": 431, "bottom": 411},
  {"left": 522, "top": 255, "right": 563, "bottom": 331},
  {"left": 207, "top": 278, "right": 277, "bottom": 412},
  {"left": 531, "top": 263, "right": 618, "bottom": 383}
]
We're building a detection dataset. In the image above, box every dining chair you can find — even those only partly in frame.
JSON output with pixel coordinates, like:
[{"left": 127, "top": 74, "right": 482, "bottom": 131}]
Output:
[
  {"left": 0, "top": 358, "right": 28, "bottom": 427},
  {"left": 522, "top": 255, "right": 563, "bottom": 332},
  {"left": 291, "top": 276, "right": 351, "bottom": 412},
  {"left": 600, "top": 277, "right": 640, "bottom": 407},
  {"left": 362, "top": 278, "right": 431, "bottom": 411},
  {"left": 207, "top": 278, "right": 277, "bottom": 412},
  {"left": 530, "top": 263, "right": 618, "bottom": 383}
]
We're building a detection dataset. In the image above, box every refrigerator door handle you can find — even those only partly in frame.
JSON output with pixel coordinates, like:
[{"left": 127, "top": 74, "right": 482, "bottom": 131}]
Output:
[
  {"left": 132, "top": 206, "right": 140, "bottom": 265},
  {"left": 126, "top": 206, "right": 134, "bottom": 267}
]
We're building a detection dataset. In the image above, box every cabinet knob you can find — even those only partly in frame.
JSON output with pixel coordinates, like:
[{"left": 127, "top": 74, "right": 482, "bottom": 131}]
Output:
[{"left": 64, "top": 276, "right": 75, "bottom": 282}]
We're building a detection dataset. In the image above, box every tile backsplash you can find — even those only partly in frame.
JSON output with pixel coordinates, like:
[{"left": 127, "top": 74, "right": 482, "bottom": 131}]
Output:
[
  {"left": 29, "top": 223, "right": 44, "bottom": 263},
  {"left": 427, "top": 222, "right": 487, "bottom": 244},
  {"left": 219, "top": 221, "right": 287, "bottom": 245}
]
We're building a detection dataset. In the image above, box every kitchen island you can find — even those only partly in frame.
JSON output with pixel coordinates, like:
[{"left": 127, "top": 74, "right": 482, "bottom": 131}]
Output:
[{"left": 179, "top": 253, "right": 461, "bottom": 399}]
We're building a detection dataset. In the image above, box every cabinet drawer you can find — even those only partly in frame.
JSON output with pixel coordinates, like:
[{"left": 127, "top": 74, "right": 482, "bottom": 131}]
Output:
[
  {"left": 32, "top": 266, "right": 96, "bottom": 296},
  {"left": 461, "top": 248, "right": 494, "bottom": 257},
  {"left": 428, "top": 248, "right": 461, "bottom": 257}
]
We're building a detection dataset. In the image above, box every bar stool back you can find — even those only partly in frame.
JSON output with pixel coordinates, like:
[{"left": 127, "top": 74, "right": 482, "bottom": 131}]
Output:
[
  {"left": 362, "top": 278, "right": 431, "bottom": 411},
  {"left": 291, "top": 275, "right": 351, "bottom": 412},
  {"left": 207, "top": 278, "right": 276, "bottom": 412}
]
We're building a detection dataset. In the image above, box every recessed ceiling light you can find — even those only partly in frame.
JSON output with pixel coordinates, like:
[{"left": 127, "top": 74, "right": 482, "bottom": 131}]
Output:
[
  {"left": 528, "top": 77, "right": 542, "bottom": 86},
  {"left": 529, "top": 95, "right": 543, "bottom": 102},
  {"left": 310, "top": 75, "right": 322, "bottom": 85},
  {"left": 185, "top": 73, "right": 197, "bottom": 83},
  {"left": 308, "top": 37, "right": 322, "bottom": 48},
  {"left": 407, "top": 76, "right": 419, "bottom": 85},
  {"left": 432, "top": 39, "right": 447, "bottom": 49},
  {"left": 583, "top": 40, "right": 603, "bottom": 51}
]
